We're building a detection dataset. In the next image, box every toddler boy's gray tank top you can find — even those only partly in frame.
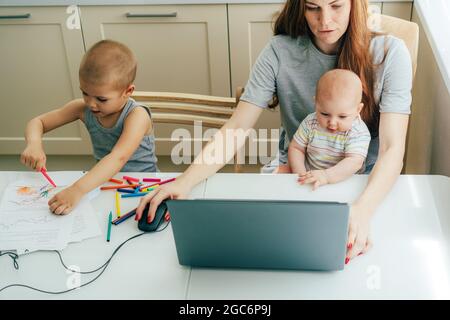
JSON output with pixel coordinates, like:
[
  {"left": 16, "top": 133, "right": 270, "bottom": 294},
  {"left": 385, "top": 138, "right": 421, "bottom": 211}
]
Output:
[{"left": 84, "top": 98, "right": 158, "bottom": 172}]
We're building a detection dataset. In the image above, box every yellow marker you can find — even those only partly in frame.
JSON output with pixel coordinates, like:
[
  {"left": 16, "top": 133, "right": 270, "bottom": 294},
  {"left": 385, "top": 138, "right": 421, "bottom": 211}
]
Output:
[{"left": 115, "top": 191, "right": 121, "bottom": 218}]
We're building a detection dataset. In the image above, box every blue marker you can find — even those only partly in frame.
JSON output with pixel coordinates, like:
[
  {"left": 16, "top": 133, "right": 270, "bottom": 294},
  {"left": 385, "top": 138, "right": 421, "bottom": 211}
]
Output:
[
  {"left": 121, "top": 192, "right": 149, "bottom": 198},
  {"left": 112, "top": 209, "right": 137, "bottom": 225},
  {"left": 117, "top": 188, "right": 135, "bottom": 194}
]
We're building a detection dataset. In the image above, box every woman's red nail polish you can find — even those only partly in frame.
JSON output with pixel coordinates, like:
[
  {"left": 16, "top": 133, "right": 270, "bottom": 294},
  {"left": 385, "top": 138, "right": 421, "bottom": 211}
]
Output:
[
  {"left": 358, "top": 252, "right": 363, "bottom": 256},
  {"left": 347, "top": 243, "right": 353, "bottom": 249},
  {"left": 345, "top": 257, "right": 350, "bottom": 264}
]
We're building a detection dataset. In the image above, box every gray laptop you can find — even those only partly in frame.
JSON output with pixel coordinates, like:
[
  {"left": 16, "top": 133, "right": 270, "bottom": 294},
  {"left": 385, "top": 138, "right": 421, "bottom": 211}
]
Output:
[{"left": 166, "top": 199, "right": 349, "bottom": 271}]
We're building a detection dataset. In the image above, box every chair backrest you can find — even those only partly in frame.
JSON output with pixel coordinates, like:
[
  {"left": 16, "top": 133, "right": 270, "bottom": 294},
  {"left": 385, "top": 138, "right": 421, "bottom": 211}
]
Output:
[
  {"left": 378, "top": 14, "right": 419, "bottom": 78},
  {"left": 132, "top": 91, "right": 237, "bottom": 128},
  {"left": 132, "top": 91, "right": 242, "bottom": 172}
]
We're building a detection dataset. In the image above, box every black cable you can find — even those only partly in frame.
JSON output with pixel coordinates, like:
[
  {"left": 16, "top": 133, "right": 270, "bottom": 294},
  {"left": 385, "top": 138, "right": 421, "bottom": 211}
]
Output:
[
  {"left": 0, "top": 251, "right": 19, "bottom": 270},
  {"left": 55, "top": 231, "right": 146, "bottom": 275},
  {"left": 0, "top": 221, "right": 171, "bottom": 294}
]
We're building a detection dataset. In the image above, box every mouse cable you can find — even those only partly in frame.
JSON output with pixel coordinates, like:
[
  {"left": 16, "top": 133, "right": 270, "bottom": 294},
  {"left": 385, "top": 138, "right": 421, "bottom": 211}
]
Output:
[
  {"left": 0, "top": 251, "right": 19, "bottom": 270},
  {"left": 0, "top": 221, "right": 170, "bottom": 295}
]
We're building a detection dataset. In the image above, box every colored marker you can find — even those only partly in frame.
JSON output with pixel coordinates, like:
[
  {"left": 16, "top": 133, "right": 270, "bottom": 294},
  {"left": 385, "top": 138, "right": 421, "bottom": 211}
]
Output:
[
  {"left": 141, "top": 186, "right": 157, "bottom": 192},
  {"left": 117, "top": 188, "right": 136, "bottom": 194},
  {"left": 115, "top": 192, "right": 121, "bottom": 218},
  {"left": 143, "top": 178, "right": 161, "bottom": 183},
  {"left": 139, "top": 183, "right": 160, "bottom": 191},
  {"left": 138, "top": 177, "right": 174, "bottom": 191},
  {"left": 123, "top": 176, "right": 140, "bottom": 182},
  {"left": 100, "top": 184, "right": 139, "bottom": 190},
  {"left": 40, "top": 168, "right": 56, "bottom": 187},
  {"left": 159, "top": 177, "right": 176, "bottom": 185},
  {"left": 108, "top": 178, "right": 123, "bottom": 184},
  {"left": 106, "top": 211, "right": 112, "bottom": 242},
  {"left": 121, "top": 192, "right": 149, "bottom": 198},
  {"left": 112, "top": 208, "right": 137, "bottom": 225}
]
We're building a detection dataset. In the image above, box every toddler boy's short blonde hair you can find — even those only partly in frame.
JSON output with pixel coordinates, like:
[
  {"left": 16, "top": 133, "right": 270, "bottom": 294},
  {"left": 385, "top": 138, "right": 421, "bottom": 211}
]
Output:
[{"left": 79, "top": 39, "right": 137, "bottom": 90}]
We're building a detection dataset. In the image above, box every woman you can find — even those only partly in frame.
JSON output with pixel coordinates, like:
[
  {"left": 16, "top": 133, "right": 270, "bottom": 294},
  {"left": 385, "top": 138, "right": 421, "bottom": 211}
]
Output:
[{"left": 137, "top": 0, "right": 412, "bottom": 264}]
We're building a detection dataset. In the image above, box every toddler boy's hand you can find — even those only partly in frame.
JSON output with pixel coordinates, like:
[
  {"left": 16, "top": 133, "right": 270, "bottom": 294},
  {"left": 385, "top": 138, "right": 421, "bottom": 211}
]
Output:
[
  {"left": 48, "top": 185, "right": 84, "bottom": 215},
  {"left": 298, "top": 170, "right": 329, "bottom": 190},
  {"left": 21, "top": 144, "right": 47, "bottom": 171}
]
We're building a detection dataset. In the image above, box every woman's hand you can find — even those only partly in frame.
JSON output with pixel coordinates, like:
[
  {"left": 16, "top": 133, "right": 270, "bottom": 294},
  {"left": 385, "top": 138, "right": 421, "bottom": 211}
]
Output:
[
  {"left": 48, "top": 184, "right": 84, "bottom": 215},
  {"left": 136, "top": 178, "right": 192, "bottom": 223},
  {"left": 21, "top": 144, "right": 46, "bottom": 171},
  {"left": 298, "top": 170, "right": 328, "bottom": 190},
  {"left": 345, "top": 202, "right": 373, "bottom": 264}
]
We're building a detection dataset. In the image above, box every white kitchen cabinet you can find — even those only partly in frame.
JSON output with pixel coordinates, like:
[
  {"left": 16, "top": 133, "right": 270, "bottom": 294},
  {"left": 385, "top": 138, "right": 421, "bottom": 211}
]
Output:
[{"left": 0, "top": 6, "right": 90, "bottom": 155}]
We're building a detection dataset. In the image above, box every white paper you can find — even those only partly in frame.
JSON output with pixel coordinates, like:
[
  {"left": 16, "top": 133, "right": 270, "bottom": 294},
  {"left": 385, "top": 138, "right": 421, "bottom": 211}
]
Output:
[
  {"left": 0, "top": 208, "right": 74, "bottom": 251},
  {"left": 0, "top": 172, "right": 101, "bottom": 252},
  {"left": 0, "top": 184, "right": 63, "bottom": 211},
  {"left": 69, "top": 200, "right": 101, "bottom": 243}
]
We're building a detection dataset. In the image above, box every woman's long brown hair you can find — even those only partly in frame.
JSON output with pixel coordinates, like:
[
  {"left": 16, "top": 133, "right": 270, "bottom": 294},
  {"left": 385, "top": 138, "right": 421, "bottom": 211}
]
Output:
[{"left": 273, "top": 0, "right": 379, "bottom": 134}]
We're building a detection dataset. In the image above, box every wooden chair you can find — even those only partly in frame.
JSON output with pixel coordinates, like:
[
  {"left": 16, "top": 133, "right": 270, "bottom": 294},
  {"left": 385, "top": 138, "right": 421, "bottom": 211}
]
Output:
[
  {"left": 132, "top": 90, "right": 243, "bottom": 172},
  {"left": 378, "top": 14, "right": 419, "bottom": 78}
]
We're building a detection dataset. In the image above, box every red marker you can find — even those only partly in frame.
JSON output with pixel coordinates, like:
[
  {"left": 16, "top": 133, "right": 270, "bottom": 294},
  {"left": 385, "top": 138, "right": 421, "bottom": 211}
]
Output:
[
  {"left": 123, "top": 176, "right": 140, "bottom": 183},
  {"left": 159, "top": 177, "right": 176, "bottom": 185},
  {"left": 40, "top": 168, "right": 57, "bottom": 187},
  {"left": 100, "top": 184, "right": 139, "bottom": 191},
  {"left": 143, "top": 178, "right": 161, "bottom": 183},
  {"left": 139, "top": 178, "right": 176, "bottom": 191}
]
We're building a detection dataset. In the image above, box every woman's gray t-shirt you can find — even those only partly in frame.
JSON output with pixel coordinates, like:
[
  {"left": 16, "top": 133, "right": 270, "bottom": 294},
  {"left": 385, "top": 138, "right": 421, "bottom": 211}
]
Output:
[
  {"left": 240, "top": 34, "right": 412, "bottom": 167},
  {"left": 84, "top": 98, "right": 158, "bottom": 172}
]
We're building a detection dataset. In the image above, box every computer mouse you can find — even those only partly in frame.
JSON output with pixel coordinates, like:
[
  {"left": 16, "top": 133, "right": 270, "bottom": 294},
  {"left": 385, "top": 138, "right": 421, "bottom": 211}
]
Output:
[{"left": 138, "top": 201, "right": 168, "bottom": 232}]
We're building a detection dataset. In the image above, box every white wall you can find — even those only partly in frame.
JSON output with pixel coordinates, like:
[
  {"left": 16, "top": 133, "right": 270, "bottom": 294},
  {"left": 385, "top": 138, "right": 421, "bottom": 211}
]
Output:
[{"left": 406, "top": 7, "right": 450, "bottom": 176}]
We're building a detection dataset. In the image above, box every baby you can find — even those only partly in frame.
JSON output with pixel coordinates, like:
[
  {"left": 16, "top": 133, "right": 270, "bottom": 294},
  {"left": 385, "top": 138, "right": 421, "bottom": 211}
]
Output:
[{"left": 287, "top": 69, "right": 371, "bottom": 189}]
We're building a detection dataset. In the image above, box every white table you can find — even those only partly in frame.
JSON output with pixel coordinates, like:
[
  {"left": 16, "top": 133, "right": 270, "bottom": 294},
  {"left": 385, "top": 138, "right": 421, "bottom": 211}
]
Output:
[
  {"left": 0, "top": 171, "right": 206, "bottom": 300},
  {"left": 191, "top": 174, "right": 450, "bottom": 299},
  {"left": 1, "top": 172, "right": 450, "bottom": 299}
]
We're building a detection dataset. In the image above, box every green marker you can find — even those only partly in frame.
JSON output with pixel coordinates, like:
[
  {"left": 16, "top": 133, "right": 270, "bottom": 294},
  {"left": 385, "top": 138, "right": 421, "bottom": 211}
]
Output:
[{"left": 106, "top": 211, "right": 112, "bottom": 242}]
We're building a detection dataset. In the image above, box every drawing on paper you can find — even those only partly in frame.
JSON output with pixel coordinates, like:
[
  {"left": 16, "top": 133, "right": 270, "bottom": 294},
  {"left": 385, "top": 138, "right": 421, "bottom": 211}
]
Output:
[
  {"left": 10, "top": 185, "right": 56, "bottom": 206},
  {"left": 0, "top": 214, "right": 57, "bottom": 231},
  {"left": 1, "top": 183, "right": 63, "bottom": 211}
]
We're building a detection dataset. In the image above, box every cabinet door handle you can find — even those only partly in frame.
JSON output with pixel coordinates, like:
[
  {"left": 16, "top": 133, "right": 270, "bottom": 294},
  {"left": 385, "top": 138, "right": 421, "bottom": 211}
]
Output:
[
  {"left": 0, "top": 13, "right": 31, "bottom": 19},
  {"left": 126, "top": 12, "right": 177, "bottom": 18}
]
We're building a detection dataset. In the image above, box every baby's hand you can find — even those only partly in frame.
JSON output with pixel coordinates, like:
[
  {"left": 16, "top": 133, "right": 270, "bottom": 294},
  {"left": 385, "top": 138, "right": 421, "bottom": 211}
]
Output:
[
  {"left": 48, "top": 185, "right": 84, "bottom": 215},
  {"left": 298, "top": 170, "right": 329, "bottom": 190},
  {"left": 21, "top": 144, "right": 46, "bottom": 171}
]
